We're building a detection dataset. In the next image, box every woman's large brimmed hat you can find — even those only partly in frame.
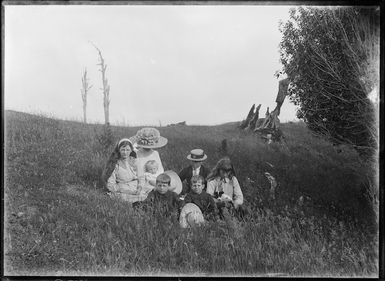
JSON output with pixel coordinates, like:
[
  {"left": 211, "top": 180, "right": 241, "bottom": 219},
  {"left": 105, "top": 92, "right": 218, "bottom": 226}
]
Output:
[
  {"left": 186, "top": 149, "right": 207, "bottom": 161},
  {"left": 134, "top": 127, "right": 168, "bottom": 149}
]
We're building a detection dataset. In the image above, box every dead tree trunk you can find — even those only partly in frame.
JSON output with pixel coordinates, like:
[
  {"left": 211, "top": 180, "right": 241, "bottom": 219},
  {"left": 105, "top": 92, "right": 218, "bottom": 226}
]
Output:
[
  {"left": 255, "top": 107, "right": 270, "bottom": 129},
  {"left": 92, "top": 44, "right": 111, "bottom": 125},
  {"left": 247, "top": 104, "right": 261, "bottom": 131},
  {"left": 272, "top": 78, "right": 289, "bottom": 116},
  {"left": 80, "top": 68, "right": 92, "bottom": 123},
  {"left": 240, "top": 104, "right": 255, "bottom": 129}
]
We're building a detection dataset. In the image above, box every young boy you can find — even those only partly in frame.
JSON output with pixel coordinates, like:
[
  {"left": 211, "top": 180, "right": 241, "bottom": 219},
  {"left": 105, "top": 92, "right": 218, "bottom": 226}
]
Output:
[
  {"left": 183, "top": 175, "right": 217, "bottom": 221},
  {"left": 179, "top": 149, "right": 210, "bottom": 195},
  {"left": 136, "top": 173, "right": 180, "bottom": 216}
]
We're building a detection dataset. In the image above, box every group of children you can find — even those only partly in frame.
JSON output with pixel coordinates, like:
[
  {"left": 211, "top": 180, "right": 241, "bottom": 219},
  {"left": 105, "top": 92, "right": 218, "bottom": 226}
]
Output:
[
  {"left": 103, "top": 128, "right": 248, "bottom": 228},
  {"left": 134, "top": 149, "right": 248, "bottom": 228}
]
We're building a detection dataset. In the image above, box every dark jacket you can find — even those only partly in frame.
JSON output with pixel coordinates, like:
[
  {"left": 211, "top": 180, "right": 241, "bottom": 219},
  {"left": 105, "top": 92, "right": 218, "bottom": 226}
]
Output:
[
  {"left": 178, "top": 164, "right": 210, "bottom": 195},
  {"left": 134, "top": 190, "right": 180, "bottom": 216},
  {"left": 183, "top": 191, "right": 217, "bottom": 220}
]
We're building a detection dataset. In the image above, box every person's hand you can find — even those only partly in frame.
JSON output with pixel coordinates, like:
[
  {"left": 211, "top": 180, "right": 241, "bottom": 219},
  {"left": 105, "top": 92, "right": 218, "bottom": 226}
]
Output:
[
  {"left": 220, "top": 194, "right": 232, "bottom": 202},
  {"left": 233, "top": 202, "right": 240, "bottom": 210},
  {"left": 135, "top": 185, "right": 142, "bottom": 195}
]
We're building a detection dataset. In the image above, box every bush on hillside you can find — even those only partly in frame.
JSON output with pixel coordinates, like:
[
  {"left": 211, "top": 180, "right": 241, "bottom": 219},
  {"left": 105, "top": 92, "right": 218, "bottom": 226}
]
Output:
[{"left": 279, "top": 7, "right": 379, "bottom": 158}]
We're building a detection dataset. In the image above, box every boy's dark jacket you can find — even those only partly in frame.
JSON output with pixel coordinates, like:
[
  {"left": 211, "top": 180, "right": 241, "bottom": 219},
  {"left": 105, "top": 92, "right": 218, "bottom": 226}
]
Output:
[
  {"left": 183, "top": 191, "right": 217, "bottom": 219},
  {"left": 178, "top": 164, "right": 210, "bottom": 194},
  {"left": 134, "top": 190, "right": 180, "bottom": 215}
]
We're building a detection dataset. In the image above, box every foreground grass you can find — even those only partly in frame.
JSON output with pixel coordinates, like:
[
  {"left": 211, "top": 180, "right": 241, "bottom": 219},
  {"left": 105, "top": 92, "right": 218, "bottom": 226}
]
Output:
[{"left": 4, "top": 110, "right": 378, "bottom": 276}]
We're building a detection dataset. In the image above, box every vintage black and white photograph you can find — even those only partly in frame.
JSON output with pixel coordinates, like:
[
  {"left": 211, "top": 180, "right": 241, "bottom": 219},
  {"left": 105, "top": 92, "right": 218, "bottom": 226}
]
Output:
[{"left": 3, "top": 1, "right": 381, "bottom": 278}]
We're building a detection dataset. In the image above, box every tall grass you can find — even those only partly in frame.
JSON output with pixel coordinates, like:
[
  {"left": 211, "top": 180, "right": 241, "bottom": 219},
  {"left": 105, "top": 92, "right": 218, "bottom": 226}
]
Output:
[{"left": 4, "top": 110, "right": 378, "bottom": 276}]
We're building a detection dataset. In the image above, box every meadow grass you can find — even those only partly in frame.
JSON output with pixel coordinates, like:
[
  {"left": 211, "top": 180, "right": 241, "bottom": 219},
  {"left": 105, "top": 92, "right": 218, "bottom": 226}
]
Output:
[{"left": 4, "top": 110, "right": 379, "bottom": 276}]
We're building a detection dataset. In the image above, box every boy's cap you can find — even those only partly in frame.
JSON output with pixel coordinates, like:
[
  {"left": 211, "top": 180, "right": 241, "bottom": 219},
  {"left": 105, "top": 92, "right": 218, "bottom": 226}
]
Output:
[{"left": 187, "top": 149, "right": 207, "bottom": 161}]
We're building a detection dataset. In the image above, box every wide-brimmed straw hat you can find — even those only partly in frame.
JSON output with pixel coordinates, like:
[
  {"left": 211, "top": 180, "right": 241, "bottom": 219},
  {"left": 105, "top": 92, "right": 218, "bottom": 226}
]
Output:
[
  {"left": 179, "top": 203, "right": 205, "bottom": 228},
  {"left": 134, "top": 128, "right": 168, "bottom": 149},
  {"left": 164, "top": 170, "right": 182, "bottom": 195},
  {"left": 186, "top": 149, "right": 207, "bottom": 161}
]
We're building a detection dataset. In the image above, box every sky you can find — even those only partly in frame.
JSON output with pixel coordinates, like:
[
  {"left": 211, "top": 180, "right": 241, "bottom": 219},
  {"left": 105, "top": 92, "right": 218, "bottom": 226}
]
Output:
[{"left": 4, "top": 4, "right": 299, "bottom": 126}]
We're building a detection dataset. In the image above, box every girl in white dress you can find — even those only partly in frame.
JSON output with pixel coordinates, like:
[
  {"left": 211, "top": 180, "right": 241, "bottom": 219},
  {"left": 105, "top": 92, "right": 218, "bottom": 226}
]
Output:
[{"left": 102, "top": 138, "right": 147, "bottom": 203}]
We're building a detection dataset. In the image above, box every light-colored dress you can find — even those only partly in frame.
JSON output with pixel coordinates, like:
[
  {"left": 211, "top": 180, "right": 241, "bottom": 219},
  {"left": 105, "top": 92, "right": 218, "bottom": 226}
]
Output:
[
  {"left": 141, "top": 172, "right": 159, "bottom": 194},
  {"left": 206, "top": 176, "right": 244, "bottom": 206},
  {"left": 107, "top": 160, "right": 147, "bottom": 203}
]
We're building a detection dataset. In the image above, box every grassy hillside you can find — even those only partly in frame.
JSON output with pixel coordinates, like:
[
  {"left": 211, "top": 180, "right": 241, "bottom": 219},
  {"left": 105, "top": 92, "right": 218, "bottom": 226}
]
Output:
[{"left": 4, "top": 110, "right": 378, "bottom": 276}]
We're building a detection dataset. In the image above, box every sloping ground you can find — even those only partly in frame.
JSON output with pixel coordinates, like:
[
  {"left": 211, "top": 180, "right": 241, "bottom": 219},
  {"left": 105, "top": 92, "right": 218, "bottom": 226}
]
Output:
[{"left": 4, "top": 110, "right": 378, "bottom": 276}]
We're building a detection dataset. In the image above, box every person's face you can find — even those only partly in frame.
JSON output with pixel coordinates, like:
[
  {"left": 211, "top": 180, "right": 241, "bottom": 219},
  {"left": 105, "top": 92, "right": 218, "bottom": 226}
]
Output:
[
  {"left": 119, "top": 145, "right": 132, "bottom": 160},
  {"left": 191, "top": 180, "right": 204, "bottom": 194},
  {"left": 156, "top": 181, "right": 170, "bottom": 194},
  {"left": 148, "top": 166, "right": 158, "bottom": 174},
  {"left": 191, "top": 161, "right": 202, "bottom": 169},
  {"left": 219, "top": 168, "right": 231, "bottom": 178}
]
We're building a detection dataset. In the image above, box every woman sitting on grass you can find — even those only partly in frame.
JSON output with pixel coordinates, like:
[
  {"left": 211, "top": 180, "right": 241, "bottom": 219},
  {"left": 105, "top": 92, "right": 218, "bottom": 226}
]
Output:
[
  {"left": 133, "top": 128, "right": 167, "bottom": 194},
  {"left": 102, "top": 138, "right": 147, "bottom": 203},
  {"left": 131, "top": 128, "right": 183, "bottom": 195},
  {"left": 206, "top": 157, "right": 249, "bottom": 220}
]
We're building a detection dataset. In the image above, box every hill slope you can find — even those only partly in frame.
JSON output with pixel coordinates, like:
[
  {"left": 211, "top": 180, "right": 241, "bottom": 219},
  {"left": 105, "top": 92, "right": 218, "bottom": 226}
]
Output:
[{"left": 4, "top": 110, "right": 378, "bottom": 276}]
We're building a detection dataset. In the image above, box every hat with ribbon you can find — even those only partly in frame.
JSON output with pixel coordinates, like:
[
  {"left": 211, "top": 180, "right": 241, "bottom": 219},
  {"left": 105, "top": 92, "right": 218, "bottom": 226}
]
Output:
[
  {"left": 179, "top": 203, "right": 205, "bottom": 228},
  {"left": 134, "top": 128, "right": 168, "bottom": 149},
  {"left": 186, "top": 149, "right": 207, "bottom": 161}
]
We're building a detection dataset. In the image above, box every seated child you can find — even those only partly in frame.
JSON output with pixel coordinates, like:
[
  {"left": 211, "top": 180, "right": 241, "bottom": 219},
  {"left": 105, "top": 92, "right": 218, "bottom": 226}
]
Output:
[
  {"left": 183, "top": 175, "right": 217, "bottom": 221},
  {"left": 143, "top": 160, "right": 160, "bottom": 193},
  {"left": 206, "top": 157, "right": 248, "bottom": 219},
  {"left": 179, "top": 149, "right": 210, "bottom": 195},
  {"left": 134, "top": 173, "right": 180, "bottom": 217},
  {"left": 105, "top": 141, "right": 145, "bottom": 202}
]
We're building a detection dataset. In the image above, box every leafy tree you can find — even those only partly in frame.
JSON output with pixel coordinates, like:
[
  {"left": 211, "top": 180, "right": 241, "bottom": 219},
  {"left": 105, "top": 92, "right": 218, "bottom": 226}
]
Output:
[{"left": 279, "top": 6, "right": 379, "bottom": 157}]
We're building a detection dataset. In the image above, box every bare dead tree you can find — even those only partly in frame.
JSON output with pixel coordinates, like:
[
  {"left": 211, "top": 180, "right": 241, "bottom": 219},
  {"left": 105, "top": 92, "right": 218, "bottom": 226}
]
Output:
[
  {"left": 80, "top": 68, "right": 92, "bottom": 123},
  {"left": 272, "top": 78, "right": 289, "bottom": 116},
  {"left": 255, "top": 107, "right": 270, "bottom": 129},
  {"left": 239, "top": 104, "right": 255, "bottom": 129},
  {"left": 246, "top": 104, "right": 261, "bottom": 131},
  {"left": 92, "top": 43, "right": 111, "bottom": 125}
]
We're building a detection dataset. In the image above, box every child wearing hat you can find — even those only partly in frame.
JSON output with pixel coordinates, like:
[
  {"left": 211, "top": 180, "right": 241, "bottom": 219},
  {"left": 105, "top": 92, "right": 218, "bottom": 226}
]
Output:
[{"left": 178, "top": 149, "right": 210, "bottom": 195}]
